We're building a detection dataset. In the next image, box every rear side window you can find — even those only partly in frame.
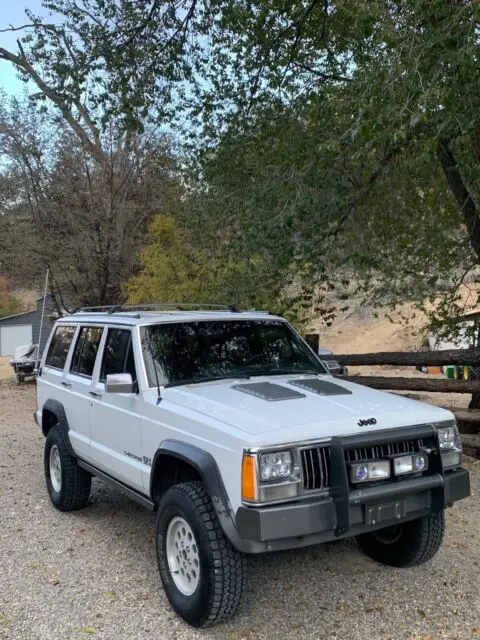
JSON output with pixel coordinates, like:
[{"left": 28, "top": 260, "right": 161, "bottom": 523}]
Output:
[
  {"left": 100, "top": 329, "right": 137, "bottom": 382},
  {"left": 70, "top": 327, "right": 103, "bottom": 378},
  {"left": 45, "top": 326, "right": 76, "bottom": 370}
]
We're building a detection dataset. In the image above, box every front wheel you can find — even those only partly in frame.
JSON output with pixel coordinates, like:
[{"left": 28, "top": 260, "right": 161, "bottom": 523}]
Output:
[
  {"left": 44, "top": 425, "right": 91, "bottom": 511},
  {"left": 356, "top": 510, "right": 445, "bottom": 567},
  {"left": 156, "top": 481, "right": 246, "bottom": 627}
]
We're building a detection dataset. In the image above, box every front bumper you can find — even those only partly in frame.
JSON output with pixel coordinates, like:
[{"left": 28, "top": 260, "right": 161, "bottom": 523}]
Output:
[{"left": 235, "top": 467, "right": 470, "bottom": 553}]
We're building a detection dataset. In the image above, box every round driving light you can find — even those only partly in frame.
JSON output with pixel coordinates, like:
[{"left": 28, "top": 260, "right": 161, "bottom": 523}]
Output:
[
  {"left": 414, "top": 455, "right": 426, "bottom": 471},
  {"left": 355, "top": 464, "right": 368, "bottom": 481}
]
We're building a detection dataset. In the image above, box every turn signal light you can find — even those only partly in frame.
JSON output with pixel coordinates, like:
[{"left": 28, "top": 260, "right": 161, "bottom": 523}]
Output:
[{"left": 242, "top": 454, "right": 257, "bottom": 501}]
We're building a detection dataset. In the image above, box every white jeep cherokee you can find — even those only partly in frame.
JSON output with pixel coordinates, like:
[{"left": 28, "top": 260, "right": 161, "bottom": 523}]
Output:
[{"left": 34, "top": 305, "right": 470, "bottom": 627}]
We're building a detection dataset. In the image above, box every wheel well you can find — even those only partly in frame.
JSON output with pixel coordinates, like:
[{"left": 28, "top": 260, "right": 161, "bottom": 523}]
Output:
[
  {"left": 151, "top": 455, "right": 202, "bottom": 508},
  {"left": 41, "top": 409, "right": 59, "bottom": 437}
]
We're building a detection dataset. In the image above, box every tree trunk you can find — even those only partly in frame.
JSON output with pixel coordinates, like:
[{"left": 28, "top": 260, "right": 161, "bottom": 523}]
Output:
[{"left": 437, "top": 137, "right": 480, "bottom": 258}]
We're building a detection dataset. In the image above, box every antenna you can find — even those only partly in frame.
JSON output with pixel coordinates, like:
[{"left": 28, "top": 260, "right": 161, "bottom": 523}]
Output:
[{"left": 36, "top": 268, "right": 49, "bottom": 372}]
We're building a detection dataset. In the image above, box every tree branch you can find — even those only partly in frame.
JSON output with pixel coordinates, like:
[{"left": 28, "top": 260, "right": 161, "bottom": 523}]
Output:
[
  {"left": 0, "top": 45, "right": 106, "bottom": 165},
  {"left": 118, "top": 0, "right": 161, "bottom": 48},
  {"left": 324, "top": 143, "right": 405, "bottom": 243},
  {"left": 0, "top": 23, "right": 58, "bottom": 33},
  {"left": 294, "top": 61, "right": 351, "bottom": 82}
]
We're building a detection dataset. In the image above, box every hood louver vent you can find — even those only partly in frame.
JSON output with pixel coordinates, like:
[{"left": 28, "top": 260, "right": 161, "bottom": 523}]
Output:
[
  {"left": 288, "top": 378, "right": 352, "bottom": 396},
  {"left": 232, "top": 382, "right": 306, "bottom": 402}
]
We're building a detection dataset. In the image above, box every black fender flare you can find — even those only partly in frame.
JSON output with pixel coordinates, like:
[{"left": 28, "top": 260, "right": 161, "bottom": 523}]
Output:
[
  {"left": 151, "top": 440, "right": 244, "bottom": 550},
  {"left": 41, "top": 399, "right": 76, "bottom": 458}
]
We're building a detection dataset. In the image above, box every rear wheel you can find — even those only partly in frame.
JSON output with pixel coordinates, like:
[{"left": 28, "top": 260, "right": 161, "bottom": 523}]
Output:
[
  {"left": 44, "top": 425, "right": 91, "bottom": 511},
  {"left": 156, "top": 481, "right": 246, "bottom": 627},
  {"left": 356, "top": 511, "right": 445, "bottom": 567}
]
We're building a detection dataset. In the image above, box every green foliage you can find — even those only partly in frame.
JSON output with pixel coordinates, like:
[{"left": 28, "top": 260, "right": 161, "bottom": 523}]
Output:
[
  {"left": 126, "top": 216, "right": 210, "bottom": 303},
  {"left": 125, "top": 215, "right": 286, "bottom": 316}
]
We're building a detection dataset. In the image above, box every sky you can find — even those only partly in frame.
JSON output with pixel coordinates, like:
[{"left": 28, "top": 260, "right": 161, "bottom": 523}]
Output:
[{"left": 0, "top": 0, "right": 46, "bottom": 95}]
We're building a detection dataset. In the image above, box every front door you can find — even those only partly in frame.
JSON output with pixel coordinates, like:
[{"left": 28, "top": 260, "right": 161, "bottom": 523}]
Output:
[{"left": 89, "top": 327, "right": 144, "bottom": 491}]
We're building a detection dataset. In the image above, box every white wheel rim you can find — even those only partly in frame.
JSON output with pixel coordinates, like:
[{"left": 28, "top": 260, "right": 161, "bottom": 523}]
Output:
[
  {"left": 49, "top": 445, "right": 62, "bottom": 493},
  {"left": 166, "top": 516, "right": 200, "bottom": 596}
]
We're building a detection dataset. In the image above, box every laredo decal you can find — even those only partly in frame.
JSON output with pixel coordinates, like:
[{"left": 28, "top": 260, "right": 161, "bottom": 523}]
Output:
[
  {"left": 124, "top": 451, "right": 142, "bottom": 463},
  {"left": 124, "top": 451, "right": 152, "bottom": 466},
  {"left": 357, "top": 418, "right": 377, "bottom": 427}
]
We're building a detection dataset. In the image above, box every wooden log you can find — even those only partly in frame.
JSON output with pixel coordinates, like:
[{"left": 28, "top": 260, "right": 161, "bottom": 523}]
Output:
[
  {"left": 453, "top": 409, "right": 480, "bottom": 434},
  {"left": 334, "top": 348, "right": 480, "bottom": 367},
  {"left": 342, "top": 375, "right": 480, "bottom": 394}
]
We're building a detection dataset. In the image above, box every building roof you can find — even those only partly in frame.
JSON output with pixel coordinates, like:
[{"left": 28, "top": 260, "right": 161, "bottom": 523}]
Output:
[{"left": 0, "top": 309, "right": 38, "bottom": 323}]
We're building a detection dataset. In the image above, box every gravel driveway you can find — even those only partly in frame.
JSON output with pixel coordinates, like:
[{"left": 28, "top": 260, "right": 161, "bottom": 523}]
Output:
[{"left": 1, "top": 381, "right": 479, "bottom": 640}]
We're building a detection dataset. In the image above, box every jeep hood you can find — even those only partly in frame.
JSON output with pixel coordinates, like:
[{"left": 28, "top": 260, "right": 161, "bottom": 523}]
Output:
[{"left": 162, "top": 375, "right": 453, "bottom": 445}]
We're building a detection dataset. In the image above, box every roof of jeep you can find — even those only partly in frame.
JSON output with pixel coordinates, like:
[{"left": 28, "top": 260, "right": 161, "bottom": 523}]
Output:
[{"left": 57, "top": 310, "right": 283, "bottom": 326}]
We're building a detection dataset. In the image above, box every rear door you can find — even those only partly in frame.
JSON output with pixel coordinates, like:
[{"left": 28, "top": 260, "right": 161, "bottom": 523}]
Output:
[
  {"left": 39, "top": 324, "right": 77, "bottom": 429},
  {"left": 64, "top": 325, "right": 104, "bottom": 460},
  {"left": 89, "top": 327, "right": 144, "bottom": 491}
]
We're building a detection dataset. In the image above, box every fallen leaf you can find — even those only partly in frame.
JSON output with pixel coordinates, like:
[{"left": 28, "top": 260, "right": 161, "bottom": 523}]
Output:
[
  {"left": 79, "top": 627, "right": 96, "bottom": 635},
  {"left": 104, "top": 590, "right": 116, "bottom": 601},
  {"left": 0, "top": 613, "right": 12, "bottom": 626}
]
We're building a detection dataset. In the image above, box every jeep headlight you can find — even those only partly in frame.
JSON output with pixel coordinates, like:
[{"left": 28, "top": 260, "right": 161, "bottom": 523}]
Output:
[
  {"left": 242, "top": 449, "right": 301, "bottom": 504},
  {"left": 259, "top": 451, "right": 292, "bottom": 481},
  {"left": 437, "top": 423, "right": 462, "bottom": 469}
]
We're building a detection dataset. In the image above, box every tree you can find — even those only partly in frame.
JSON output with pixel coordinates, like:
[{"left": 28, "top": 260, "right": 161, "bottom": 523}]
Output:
[
  {"left": 126, "top": 215, "right": 289, "bottom": 317},
  {"left": 179, "top": 0, "right": 480, "bottom": 328},
  {"left": 0, "top": 93, "right": 183, "bottom": 307}
]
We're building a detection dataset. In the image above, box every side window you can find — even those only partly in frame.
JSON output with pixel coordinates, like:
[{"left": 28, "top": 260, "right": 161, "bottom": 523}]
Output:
[
  {"left": 45, "top": 326, "right": 76, "bottom": 370},
  {"left": 70, "top": 327, "right": 103, "bottom": 378},
  {"left": 100, "top": 329, "right": 137, "bottom": 382}
]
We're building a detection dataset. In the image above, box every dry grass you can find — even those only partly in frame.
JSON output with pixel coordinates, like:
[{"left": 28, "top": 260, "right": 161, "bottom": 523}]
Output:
[{"left": 0, "top": 356, "right": 14, "bottom": 383}]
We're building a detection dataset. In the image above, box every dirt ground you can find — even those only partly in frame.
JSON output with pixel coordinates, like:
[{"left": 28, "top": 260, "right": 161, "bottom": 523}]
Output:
[{"left": 0, "top": 356, "right": 13, "bottom": 382}]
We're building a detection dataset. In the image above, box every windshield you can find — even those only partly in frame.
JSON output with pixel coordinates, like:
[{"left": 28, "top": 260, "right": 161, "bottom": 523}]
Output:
[{"left": 141, "top": 319, "right": 325, "bottom": 387}]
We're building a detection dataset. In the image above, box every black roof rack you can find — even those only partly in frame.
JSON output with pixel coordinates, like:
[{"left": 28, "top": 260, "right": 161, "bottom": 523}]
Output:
[{"left": 75, "top": 303, "right": 248, "bottom": 314}]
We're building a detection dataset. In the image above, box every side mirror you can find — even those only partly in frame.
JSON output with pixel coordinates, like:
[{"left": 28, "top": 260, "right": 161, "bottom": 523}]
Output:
[{"left": 105, "top": 373, "right": 134, "bottom": 394}]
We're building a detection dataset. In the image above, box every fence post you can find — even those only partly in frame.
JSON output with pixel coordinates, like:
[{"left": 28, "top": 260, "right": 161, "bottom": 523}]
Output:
[
  {"left": 469, "top": 392, "right": 480, "bottom": 409},
  {"left": 304, "top": 334, "right": 320, "bottom": 352}
]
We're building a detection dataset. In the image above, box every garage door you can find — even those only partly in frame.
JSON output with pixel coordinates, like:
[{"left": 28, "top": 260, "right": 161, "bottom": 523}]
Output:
[{"left": 0, "top": 325, "right": 33, "bottom": 356}]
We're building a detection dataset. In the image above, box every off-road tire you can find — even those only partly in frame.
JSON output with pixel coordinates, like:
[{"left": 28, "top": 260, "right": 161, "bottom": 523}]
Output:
[
  {"left": 356, "top": 510, "right": 445, "bottom": 567},
  {"left": 156, "top": 480, "right": 246, "bottom": 627},
  {"left": 44, "top": 424, "right": 91, "bottom": 511}
]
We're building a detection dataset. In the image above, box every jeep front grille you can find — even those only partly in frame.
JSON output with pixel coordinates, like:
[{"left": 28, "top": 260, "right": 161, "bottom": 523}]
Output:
[
  {"left": 300, "top": 438, "right": 430, "bottom": 492},
  {"left": 344, "top": 439, "right": 425, "bottom": 464},
  {"left": 300, "top": 446, "right": 331, "bottom": 492}
]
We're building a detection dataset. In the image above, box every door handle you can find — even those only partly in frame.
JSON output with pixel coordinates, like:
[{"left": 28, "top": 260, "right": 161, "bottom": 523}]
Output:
[
  {"left": 89, "top": 391, "right": 102, "bottom": 399},
  {"left": 61, "top": 381, "right": 72, "bottom": 388}
]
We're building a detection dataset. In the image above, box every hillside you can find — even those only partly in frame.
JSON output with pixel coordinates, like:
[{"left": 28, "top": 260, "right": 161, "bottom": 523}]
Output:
[{"left": 316, "top": 282, "right": 480, "bottom": 355}]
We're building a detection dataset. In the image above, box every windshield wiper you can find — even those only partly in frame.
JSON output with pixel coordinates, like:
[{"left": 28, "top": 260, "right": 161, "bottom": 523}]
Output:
[{"left": 165, "top": 374, "right": 250, "bottom": 388}]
